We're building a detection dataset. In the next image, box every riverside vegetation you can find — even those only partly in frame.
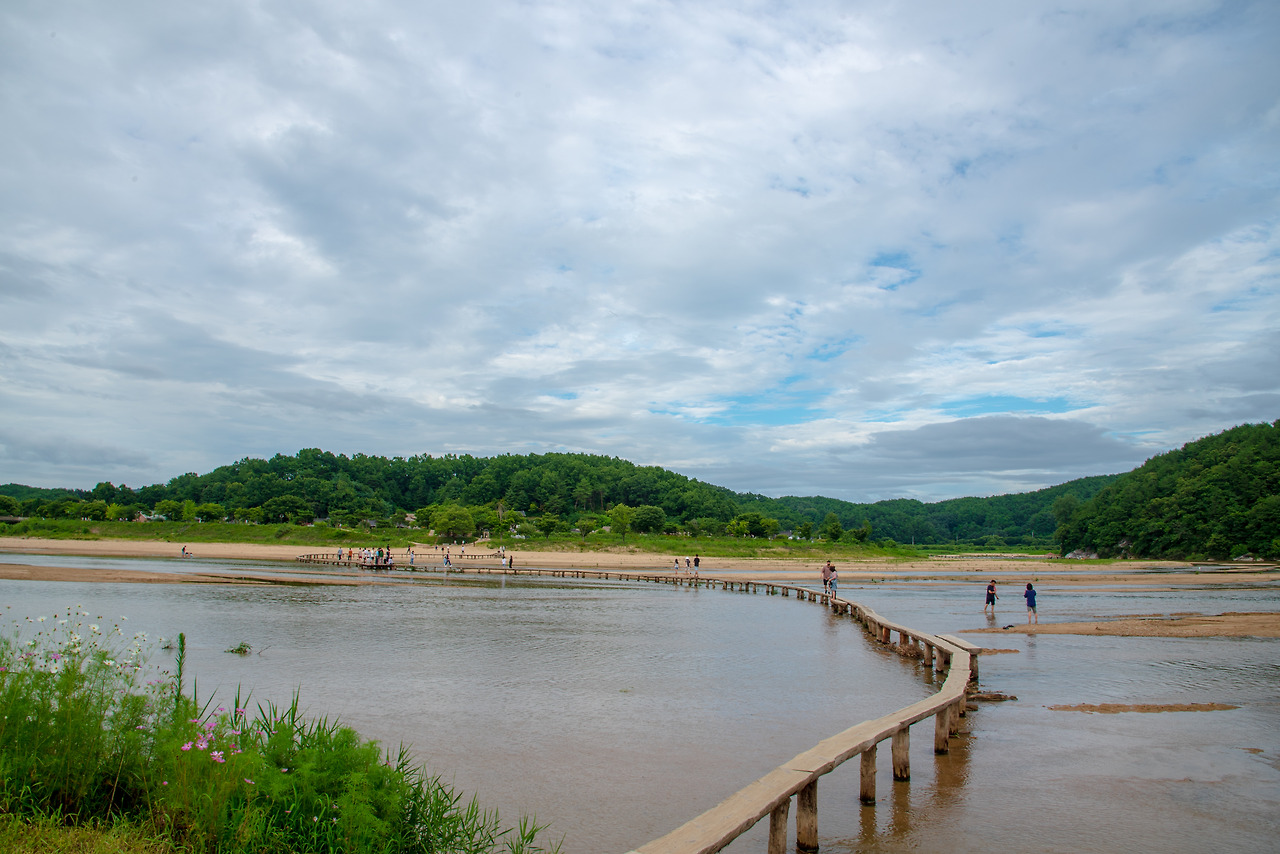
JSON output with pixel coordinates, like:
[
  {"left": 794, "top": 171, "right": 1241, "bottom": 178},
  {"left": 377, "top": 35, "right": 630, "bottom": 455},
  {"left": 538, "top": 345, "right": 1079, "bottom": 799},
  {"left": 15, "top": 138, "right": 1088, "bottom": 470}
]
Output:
[
  {"left": 2, "top": 419, "right": 1277, "bottom": 561},
  {"left": 0, "top": 608, "right": 558, "bottom": 854}
]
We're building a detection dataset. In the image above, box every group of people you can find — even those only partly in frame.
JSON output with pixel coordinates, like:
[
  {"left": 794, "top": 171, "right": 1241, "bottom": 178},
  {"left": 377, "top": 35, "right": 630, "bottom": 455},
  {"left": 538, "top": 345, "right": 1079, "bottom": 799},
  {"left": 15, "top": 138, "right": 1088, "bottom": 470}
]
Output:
[
  {"left": 672, "top": 555, "right": 700, "bottom": 576},
  {"left": 984, "top": 578, "right": 1038, "bottom": 624},
  {"left": 327, "top": 544, "right": 515, "bottom": 571},
  {"left": 338, "top": 546, "right": 398, "bottom": 568},
  {"left": 821, "top": 561, "right": 839, "bottom": 597}
]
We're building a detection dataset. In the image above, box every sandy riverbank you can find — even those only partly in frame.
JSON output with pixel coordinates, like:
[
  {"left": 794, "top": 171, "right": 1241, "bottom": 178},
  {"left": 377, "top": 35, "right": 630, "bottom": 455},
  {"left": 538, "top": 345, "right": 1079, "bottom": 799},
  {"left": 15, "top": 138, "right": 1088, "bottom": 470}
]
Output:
[{"left": 972, "top": 611, "right": 1280, "bottom": 638}]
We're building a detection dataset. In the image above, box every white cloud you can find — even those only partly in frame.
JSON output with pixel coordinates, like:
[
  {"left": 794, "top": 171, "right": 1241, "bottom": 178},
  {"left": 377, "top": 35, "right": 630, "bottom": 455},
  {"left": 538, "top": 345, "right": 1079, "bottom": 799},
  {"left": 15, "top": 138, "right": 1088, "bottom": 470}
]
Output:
[{"left": 1, "top": 0, "right": 1277, "bottom": 500}]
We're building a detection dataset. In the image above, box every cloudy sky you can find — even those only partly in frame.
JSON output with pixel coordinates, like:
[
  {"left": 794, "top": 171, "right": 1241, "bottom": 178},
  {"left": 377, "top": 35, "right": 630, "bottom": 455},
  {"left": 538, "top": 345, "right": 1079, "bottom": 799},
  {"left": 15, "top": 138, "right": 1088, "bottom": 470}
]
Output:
[{"left": 2, "top": 0, "right": 1277, "bottom": 502}]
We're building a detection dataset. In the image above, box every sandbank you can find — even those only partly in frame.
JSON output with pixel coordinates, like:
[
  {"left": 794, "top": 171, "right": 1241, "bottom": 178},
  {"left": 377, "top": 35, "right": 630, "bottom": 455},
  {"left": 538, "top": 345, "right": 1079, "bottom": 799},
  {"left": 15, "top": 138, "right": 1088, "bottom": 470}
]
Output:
[{"left": 972, "top": 611, "right": 1280, "bottom": 638}]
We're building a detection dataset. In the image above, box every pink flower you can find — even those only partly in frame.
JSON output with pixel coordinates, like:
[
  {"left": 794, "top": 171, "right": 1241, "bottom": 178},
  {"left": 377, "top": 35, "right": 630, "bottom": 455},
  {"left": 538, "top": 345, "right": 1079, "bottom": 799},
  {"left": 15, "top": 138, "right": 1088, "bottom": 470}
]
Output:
[
  {"left": 244, "top": 778, "right": 255, "bottom": 785},
  {"left": 181, "top": 742, "right": 193, "bottom": 751},
  {"left": 210, "top": 751, "right": 225, "bottom": 763}
]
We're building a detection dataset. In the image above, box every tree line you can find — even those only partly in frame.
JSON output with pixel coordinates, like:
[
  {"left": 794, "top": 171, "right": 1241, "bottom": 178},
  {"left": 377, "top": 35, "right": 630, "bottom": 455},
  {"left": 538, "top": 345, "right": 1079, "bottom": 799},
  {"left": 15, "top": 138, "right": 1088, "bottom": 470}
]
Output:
[
  {"left": 0, "top": 447, "right": 1124, "bottom": 548},
  {"left": 1053, "top": 420, "right": 1280, "bottom": 560}
]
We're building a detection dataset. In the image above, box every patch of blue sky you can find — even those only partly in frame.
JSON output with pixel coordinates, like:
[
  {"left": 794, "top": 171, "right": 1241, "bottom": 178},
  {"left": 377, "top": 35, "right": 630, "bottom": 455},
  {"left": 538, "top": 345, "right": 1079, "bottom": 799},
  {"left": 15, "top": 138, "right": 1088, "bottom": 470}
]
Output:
[
  {"left": 940, "top": 395, "right": 1078, "bottom": 417},
  {"left": 769, "top": 174, "right": 813, "bottom": 198},
  {"left": 548, "top": 391, "right": 578, "bottom": 400},
  {"left": 869, "top": 251, "right": 921, "bottom": 290},
  {"left": 690, "top": 386, "right": 831, "bottom": 427},
  {"left": 907, "top": 296, "right": 964, "bottom": 318},
  {"left": 807, "top": 336, "right": 859, "bottom": 362},
  {"left": 862, "top": 408, "right": 909, "bottom": 423},
  {"left": 1109, "top": 429, "right": 1161, "bottom": 439},
  {"left": 1018, "top": 320, "right": 1076, "bottom": 338},
  {"left": 1209, "top": 288, "right": 1269, "bottom": 312}
]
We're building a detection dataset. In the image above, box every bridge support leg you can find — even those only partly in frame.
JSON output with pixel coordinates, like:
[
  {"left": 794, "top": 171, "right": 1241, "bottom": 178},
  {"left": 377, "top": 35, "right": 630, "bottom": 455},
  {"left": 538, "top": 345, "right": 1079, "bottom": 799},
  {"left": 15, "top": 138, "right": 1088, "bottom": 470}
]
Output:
[
  {"left": 797, "top": 779, "right": 819, "bottom": 853},
  {"left": 934, "top": 706, "right": 951, "bottom": 754},
  {"left": 922, "top": 643, "right": 933, "bottom": 668},
  {"left": 892, "top": 728, "right": 910, "bottom": 780},
  {"left": 860, "top": 744, "right": 877, "bottom": 805},
  {"left": 768, "top": 796, "right": 789, "bottom": 854}
]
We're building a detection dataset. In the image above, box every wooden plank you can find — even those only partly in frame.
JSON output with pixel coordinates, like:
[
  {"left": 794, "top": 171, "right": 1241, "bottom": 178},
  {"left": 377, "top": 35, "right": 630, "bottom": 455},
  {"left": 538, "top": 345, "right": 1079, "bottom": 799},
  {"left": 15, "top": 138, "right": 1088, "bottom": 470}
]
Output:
[{"left": 633, "top": 768, "right": 811, "bottom": 854}]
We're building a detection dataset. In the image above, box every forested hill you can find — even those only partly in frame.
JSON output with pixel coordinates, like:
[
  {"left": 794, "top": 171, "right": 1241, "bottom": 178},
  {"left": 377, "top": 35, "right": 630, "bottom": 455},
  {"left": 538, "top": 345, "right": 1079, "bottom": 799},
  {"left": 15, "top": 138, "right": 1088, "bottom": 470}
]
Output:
[
  {"left": 3, "top": 447, "right": 1116, "bottom": 547},
  {"left": 1055, "top": 421, "right": 1280, "bottom": 560},
  {"left": 6, "top": 424, "right": 1274, "bottom": 556},
  {"left": 742, "top": 475, "right": 1118, "bottom": 547}
]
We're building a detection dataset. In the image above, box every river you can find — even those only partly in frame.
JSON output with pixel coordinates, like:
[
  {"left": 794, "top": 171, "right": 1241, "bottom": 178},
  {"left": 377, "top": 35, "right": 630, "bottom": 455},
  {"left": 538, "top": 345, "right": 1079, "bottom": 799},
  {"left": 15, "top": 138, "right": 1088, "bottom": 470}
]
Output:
[{"left": 2, "top": 554, "right": 1277, "bottom": 853}]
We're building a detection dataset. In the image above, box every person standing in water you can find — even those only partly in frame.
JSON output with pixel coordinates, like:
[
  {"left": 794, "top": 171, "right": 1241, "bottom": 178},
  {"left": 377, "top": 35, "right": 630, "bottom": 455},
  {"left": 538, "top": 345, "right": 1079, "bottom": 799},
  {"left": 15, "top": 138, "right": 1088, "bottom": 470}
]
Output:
[
  {"left": 828, "top": 565, "right": 839, "bottom": 599},
  {"left": 1024, "top": 583, "right": 1038, "bottom": 624},
  {"left": 984, "top": 579, "right": 998, "bottom": 614}
]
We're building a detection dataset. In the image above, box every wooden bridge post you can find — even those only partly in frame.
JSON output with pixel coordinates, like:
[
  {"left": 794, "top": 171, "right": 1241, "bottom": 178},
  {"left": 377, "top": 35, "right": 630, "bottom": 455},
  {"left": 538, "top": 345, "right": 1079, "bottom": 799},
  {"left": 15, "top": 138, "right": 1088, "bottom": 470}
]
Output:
[
  {"left": 796, "top": 779, "right": 819, "bottom": 853},
  {"left": 892, "top": 728, "right": 910, "bottom": 780},
  {"left": 921, "top": 642, "right": 933, "bottom": 668},
  {"left": 768, "top": 797, "right": 789, "bottom": 854},
  {"left": 860, "top": 744, "right": 877, "bottom": 804},
  {"left": 934, "top": 706, "right": 951, "bottom": 754}
]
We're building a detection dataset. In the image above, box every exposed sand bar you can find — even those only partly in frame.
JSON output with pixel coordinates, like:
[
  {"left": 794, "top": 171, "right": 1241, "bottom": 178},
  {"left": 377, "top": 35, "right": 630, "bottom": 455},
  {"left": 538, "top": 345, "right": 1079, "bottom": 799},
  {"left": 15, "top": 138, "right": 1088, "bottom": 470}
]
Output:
[
  {"left": 972, "top": 611, "right": 1280, "bottom": 638},
  {"left": 1048, "top": 702, "right": 1240, "bottom": 713}
]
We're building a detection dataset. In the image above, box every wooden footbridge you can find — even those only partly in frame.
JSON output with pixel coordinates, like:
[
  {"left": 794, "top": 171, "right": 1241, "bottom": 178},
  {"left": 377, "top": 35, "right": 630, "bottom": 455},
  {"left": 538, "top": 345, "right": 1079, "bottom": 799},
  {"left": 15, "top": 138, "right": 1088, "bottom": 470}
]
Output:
[{"left": 296, "top": 551, "right": 979, "bottom": 854}]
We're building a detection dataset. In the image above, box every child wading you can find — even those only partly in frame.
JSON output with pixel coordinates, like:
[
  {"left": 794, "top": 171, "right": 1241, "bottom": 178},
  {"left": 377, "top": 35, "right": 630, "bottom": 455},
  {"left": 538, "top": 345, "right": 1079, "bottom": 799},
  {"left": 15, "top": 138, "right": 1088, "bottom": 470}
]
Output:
[{"left": 1024, "top": 582, "right": 1038, "bottom": 624}]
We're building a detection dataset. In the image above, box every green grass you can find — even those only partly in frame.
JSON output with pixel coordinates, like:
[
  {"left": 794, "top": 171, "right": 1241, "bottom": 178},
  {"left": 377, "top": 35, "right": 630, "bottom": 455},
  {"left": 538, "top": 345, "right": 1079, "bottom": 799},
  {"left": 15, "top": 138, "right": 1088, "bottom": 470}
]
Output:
[
  {"left": 1, "top": 519, "right": 370, "bottom": 548},
  {"left": 0, "top": 812, "right": 174, "bottom": 854},
  {"left": 4, "top": 518, "right": 1043, "bottom": 563},
  {"left": 0, "top": 611, "right": 559, "bottom": 854}
]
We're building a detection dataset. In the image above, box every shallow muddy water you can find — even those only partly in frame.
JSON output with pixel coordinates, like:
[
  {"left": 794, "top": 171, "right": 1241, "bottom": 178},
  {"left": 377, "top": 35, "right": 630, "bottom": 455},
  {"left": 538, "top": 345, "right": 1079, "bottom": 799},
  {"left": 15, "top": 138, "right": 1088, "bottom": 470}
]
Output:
[{"left": 2, "top": 556, "right": 1278, "bottom": 853}]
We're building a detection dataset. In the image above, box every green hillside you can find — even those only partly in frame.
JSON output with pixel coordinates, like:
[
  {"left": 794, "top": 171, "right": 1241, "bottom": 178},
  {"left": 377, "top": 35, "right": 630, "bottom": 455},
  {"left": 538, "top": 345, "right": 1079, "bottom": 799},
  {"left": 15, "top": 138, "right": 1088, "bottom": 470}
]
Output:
[
  {"left": 1055, "top": 420, "right": 1280, "bottom": 559},
  {"left": 6, "top": 421, "right": 1276, "bottom": 557}
]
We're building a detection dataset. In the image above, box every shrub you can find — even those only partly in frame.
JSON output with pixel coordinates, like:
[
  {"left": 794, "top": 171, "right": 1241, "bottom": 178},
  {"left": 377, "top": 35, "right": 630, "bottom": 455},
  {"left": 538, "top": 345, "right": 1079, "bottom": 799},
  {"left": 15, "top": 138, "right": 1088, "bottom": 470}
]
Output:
[{"left": 0, "top": 610, "right": 558, "bottom": 854}]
